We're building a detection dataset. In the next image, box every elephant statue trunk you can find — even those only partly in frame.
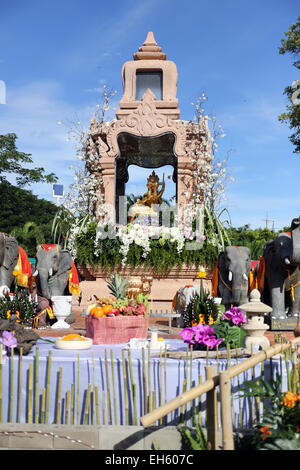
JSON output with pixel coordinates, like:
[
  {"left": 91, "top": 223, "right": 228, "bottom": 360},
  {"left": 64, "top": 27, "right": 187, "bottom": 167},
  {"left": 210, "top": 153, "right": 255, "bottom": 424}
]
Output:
[
  {"left": 231, "top": 272, "right": 249, "bottom": 306},
  {"left": 259, "top": 218, "right": 300, "bottom": 318},
  {"left": 35, "top": 244, "right": 74, "bottom": 300},
  {"left": 0, "top": 233, "right": 19, "bottom": 294},
  {"left": 35, "top": 267, "right": 52, "bottom": 300},
  {"left": 215, "top": 246, "right": 252, "bottom": 310}
]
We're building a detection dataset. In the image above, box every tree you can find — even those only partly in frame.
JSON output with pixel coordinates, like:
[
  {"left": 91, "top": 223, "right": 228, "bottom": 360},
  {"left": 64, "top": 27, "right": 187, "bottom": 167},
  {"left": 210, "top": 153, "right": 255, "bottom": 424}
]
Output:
[
  {"left": 0, "top": 133, "right": 57, "bottom": 185},
  {"left": 278, "top": 15, "right": 300, "bottom": 154},
  {"left": 0, "top": 181, "right": 58, "bottom": 255}
]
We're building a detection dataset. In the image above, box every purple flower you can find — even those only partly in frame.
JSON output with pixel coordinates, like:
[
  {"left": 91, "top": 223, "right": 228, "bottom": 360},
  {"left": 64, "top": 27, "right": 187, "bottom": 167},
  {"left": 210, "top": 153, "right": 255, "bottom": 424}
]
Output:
[
  {"left": 223, "top": 307, "right": 247, "bottom": 326},
  {"left": 180, "top": 328, "right": 195, "bottom": 344},
  {"left": 203, "top": 336, "right": 222, "bottom": 350},
  {"left": 0, "top": 331, "right": 17, "bottom": 349}
]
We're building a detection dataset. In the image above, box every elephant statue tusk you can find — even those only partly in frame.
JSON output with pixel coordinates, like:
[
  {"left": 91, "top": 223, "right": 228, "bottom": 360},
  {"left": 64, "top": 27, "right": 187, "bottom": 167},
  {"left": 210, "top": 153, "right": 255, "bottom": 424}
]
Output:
[
  {"left": 284, "top": 257, "right": 291, "bottom": 265},
  {"left": 228, "top": 271, "right": 233, "bottom": 281},
  {"left": 243, "top": 273, "right": 248, "bottom": 281},
  {"left": 0, "top": 285, "right": 10, "bottom": 296},
  {"left": 33, "top": 269, "right": 38, "bottom": 277},
  {"left": 49, "top": 268, "right": 53, "bottom": 277}
]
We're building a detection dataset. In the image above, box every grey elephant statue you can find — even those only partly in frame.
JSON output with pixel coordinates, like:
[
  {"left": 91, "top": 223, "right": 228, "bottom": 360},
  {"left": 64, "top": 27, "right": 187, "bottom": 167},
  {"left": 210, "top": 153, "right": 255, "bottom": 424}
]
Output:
[
  {"left": 212, "top": 246, "right": 252, "bottom": 310},
  {"left": 0, "top": 232, "right": 20, "bottom": 295},
  {"left": 257, "top": 218, "right": 300, "bottom": 319},
  {"left": 35, "top": 244, "right": 79, "bottom": 300}
]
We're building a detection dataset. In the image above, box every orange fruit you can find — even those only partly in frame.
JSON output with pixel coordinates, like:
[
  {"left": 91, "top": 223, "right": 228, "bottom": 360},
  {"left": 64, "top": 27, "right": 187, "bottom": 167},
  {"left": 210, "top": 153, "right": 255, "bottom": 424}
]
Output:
[
  {"left": 102, "top": 304, "right": 112, "bottom": 314},
  {"left": 90, "top": 306, "right": 104, "bottom": 317}
]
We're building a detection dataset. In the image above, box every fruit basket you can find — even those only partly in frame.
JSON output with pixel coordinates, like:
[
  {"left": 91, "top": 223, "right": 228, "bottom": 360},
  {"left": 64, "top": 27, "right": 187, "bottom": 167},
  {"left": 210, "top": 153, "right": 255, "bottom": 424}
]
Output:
[
  {"left": 86, "top": 314, "right": 149, "bottom": 344},
  {"left": 84, "top": 273, "right": 150, "bottom": 344}
]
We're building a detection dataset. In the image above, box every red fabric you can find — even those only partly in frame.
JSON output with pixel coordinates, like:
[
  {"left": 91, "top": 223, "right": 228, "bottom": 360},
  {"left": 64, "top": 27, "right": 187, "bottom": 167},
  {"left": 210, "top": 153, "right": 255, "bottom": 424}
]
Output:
[
  {"left": 18, "top": 246, "right": 32, "bottom": 278},
  {"left": 211, "top": 261, "right": 219, "bottom": 297},
  {"left": 251, "top": 260, "right": 258, "bottom": 269},
  {"left": 41, "top": 244, "right": 56, "bottom": 252},
  {"left": 71, "top": 260, "right": 79, "bottom": 285}
]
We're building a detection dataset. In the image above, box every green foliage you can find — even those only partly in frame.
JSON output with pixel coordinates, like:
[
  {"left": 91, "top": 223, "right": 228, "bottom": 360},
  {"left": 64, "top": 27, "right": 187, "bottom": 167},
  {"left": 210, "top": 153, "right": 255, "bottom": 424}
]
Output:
[
  {"left": 213, "top": 319, "right": 246, "bottom": 349},
  {"left": 107, "top": 273, "right": 129, "bottom": 299},
  {"left": 238, "top": 376, "right": 300, "bottom": 450},
  {"left": 0, "top": 133, "right": 57, "bottom": 185},
  {"left": 278, "top": 15, "right": 300, "bottom": 154},
  {"left": 203, "top": 206, "right": 231, "bottom": 252},
  {"left": 178, "top": 424, "right": 208, "bottom": 450},
  {"left": 0, "top": 181, "right": 58, "bottom": 256},
  {"left": 228, "top": 225, "right": 279, "bottom": 259}
]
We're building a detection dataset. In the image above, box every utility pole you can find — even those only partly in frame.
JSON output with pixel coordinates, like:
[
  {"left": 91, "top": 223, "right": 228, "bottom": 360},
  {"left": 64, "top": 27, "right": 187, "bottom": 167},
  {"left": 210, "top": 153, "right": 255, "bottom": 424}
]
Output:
[{"left": 262, "top": 212, "right": 274, "bottom": 230}]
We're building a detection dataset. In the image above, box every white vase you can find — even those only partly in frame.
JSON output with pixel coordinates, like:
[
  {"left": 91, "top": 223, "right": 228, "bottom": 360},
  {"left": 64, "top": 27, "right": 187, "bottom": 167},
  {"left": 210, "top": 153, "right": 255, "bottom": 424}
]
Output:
[{"left": 51, "top": 296, "right": 72, "bottom": 329}]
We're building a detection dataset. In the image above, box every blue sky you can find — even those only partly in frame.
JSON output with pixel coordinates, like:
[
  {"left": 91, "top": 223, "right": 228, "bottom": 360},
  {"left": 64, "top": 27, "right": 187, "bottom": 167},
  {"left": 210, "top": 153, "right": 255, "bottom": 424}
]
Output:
[{"left": 0, "top": 0, "right": 299, "bottom": 230}]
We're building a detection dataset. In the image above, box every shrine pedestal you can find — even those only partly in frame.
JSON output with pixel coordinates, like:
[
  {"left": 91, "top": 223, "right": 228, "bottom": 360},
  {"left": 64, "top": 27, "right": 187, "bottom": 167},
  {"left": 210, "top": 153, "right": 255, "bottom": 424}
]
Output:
[{"left": 75, "top": 264, "right": 213, "bottom": 311}]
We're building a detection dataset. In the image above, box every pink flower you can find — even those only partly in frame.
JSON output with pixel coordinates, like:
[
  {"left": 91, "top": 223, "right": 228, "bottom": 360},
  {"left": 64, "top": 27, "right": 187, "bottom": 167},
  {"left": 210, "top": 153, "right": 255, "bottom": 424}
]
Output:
[{"left": 180, "top": 328, "right": 195, "bottom": 343}]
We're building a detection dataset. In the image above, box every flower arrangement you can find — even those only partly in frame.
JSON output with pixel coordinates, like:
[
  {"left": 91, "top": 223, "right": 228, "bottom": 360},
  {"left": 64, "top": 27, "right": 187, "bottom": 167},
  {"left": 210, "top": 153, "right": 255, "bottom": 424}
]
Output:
[
  {"left": 0, "top": 290, "right": 37, "bottom": 325},
  {"left": 180, "top": 306, "right": 247, "bottom": 350},
  {"left": 74, "top": 220, "right": 219, "bottom": 273}
]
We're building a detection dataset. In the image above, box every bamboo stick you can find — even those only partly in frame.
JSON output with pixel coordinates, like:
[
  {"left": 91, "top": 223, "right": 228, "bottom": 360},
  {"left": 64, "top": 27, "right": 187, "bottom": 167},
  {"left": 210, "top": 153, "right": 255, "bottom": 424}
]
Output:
[
  {"left": 95, "top": 385, "right": 100, "bottom": 425},
  {"left": 92, "top": 352, "right": 95, "bottom": 425},
  {"left": 152, "top": 390, "right": 156, "bottom": 425},
  {"left": 110, "top": 349, "right": 117, "bottom": 425},
  {"left": 148, "top": 343, "right": 151, "bottom": 414},
  {"left": 197, "top": 374, "right": 202, "bottom": 425},
  {"left": 127, "top": 349, "right": 136, "bottom": 425},
  {"left": 84, "top": 383, "right": 92, "bottom": 424},
  {"left": 56, "top": 366, "right": 62, "bottom": 424},
  {"left": 141, "top": 339, "right": 300, "bottom": 428},
  {"left": 142, "top": 347, "right": 147, "bottom": 416},
  {"left": 41, "top": 388, "right": 46, "bottom": 424},
  {"left": 76, "top": 353, "right": 80, "bottom": 424},
  {"left": 219, "top": 370, "right": 234, "bottom": 450},
  {"left": 71, "top": 383, "right": 74, "bottom": 424},
  {"left": 65, "top": 390, "right": 70, "bottom": 424},
  {"left": 28, "top": 362, "right": 33, "bottom": 423},
  {"left": 35, "top": 347, "right": 39, "bottom": 424},
  {"left": 133, "top": 383, "right": 137, "bottom": 426},
  {"left": 102, "top": 389, "right": 106, "bottom": 425},
  {"left": 122, "top": 349, "right": 128, "bottom": 425},
  {"left": 17, "top": 347, "right": 23, "bottom": 423},
  {"left": 205, "top": 365, "right": 218, "bottom": 450},
  {"left": 45, "top": 349, "right": 51, "bottom": 424},
  {"left": 163, "top": 345, "right": 167, "bottom": 425},
  {"left": 105, "top": 349, "right": 111, "bottom": 425},
  {"left": 159, "top": 347, "right": 163, "bottom": 424},
  {"left": 9, "top": 347, "right": 14, "bottom": 422}
]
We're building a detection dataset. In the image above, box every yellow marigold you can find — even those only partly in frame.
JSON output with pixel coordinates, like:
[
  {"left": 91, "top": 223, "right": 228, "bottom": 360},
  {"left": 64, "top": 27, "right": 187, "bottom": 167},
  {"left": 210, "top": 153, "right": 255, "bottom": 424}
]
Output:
[
  {"left": 197, "top": 271, "right": 207, "bottom": 279},
  {"left": 191, "top": 320, "right": 199, "bottom": 326},
  {"left": 199, "top": 314, "right": 205, "bottom": 324},
  {"left": 208, "top": 315, "right": 215, "bottom": 325},
  {"left": 281, "top": 391, "right": 300, "bottom": 408}
]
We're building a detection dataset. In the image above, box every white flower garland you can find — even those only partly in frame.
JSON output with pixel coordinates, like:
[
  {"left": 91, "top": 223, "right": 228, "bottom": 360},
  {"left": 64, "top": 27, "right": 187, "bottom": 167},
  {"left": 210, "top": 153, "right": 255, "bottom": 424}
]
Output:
[{"left": 94, "top": 223, "right": 192, "bottom": 267}]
